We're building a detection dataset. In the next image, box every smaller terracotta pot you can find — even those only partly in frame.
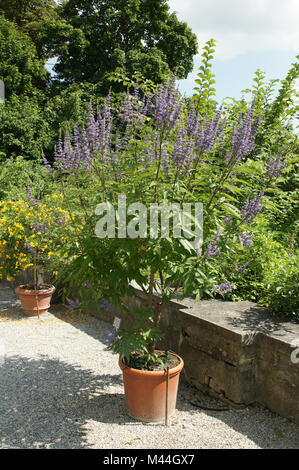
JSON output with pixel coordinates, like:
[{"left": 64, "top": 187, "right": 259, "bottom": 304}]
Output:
[
  {"left": 15, "top": 284, "right": 55, "bottom": 317},
  {"left": 119, "top": 350, "right": 184, "bottom": 422}
]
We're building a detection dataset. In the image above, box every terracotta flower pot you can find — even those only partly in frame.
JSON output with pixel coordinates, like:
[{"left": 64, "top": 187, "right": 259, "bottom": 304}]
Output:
[
  {"left": 119, "top": 350, "right": 184, "bottom": 422},
  {"left": 15, "top": 284, "right": 55, "bottom": 317}
]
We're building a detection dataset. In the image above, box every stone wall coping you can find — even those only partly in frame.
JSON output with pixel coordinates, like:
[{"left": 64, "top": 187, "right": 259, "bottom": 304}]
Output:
[{"left": 132, "top": 282, "right": 299, "bottom": 350}]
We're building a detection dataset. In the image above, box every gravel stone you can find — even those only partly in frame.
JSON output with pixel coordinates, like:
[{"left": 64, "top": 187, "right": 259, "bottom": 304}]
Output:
[{"left": 0, "top": 282, "right": 298, "bottom": 449}]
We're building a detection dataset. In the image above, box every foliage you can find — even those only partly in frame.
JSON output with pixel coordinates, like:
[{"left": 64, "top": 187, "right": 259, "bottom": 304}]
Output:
[
  {"left": 218, "top": 218, "right": 298, "bottom": 315},
  {"left": 0, "top": 0, "right": 57, "bottom": 27},
  {"left": 0, "top": 155, "right": 53, "bottom": 200},
  {"left": 193, "top": 38, "right": 217, "bottom": 115},
  {"left": 0, "top": 16, "right": 48, "bottom": 98},
  {"left": 0, "top": 85, "right": 109, "bottom": 161},
  {"left": 261, "top": 254, "right": 299, "bottom": 316},
  {"left": 0, "top": 95, "right": 51, "bottom": 159},
  {"left": 0, "top": 0, "right": 58, "bottom": 59},
  {"left": 264, "top": 56, "right": 299, "bottom": 128},
  {"left": 50, "top": 0, "right": 198, "bottom": 88}
]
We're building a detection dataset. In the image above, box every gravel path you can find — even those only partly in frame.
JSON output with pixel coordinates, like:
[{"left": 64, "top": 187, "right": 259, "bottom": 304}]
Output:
[{"left": 0, "top": 282, "right": 298, "bottom": 449}]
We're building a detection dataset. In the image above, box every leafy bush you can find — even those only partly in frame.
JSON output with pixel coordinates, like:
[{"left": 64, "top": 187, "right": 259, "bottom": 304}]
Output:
[
  {"left": 218, "top": 218, "right": 298, "bottom": 315},
  {"left": 261, "top": 254, "right": 298, "bottom": 316},
  {"left": 0, "top": 155, "right": 53, "bottom": 200},
  {"left": 0, "top": 96, "right": 51, "bottom": 159}
]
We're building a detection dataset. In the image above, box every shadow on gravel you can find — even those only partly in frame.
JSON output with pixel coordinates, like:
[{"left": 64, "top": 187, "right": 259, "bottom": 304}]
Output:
[
  {"left": 0, "top": 355, "right": 126, "bottom": 449},
  {"left": 49, "top": 304, "right": 114, "bottom": 344},
  {"left": 0, "top": 282, "right": 20, "bottom": 311},
  {"left": 1, "top": 355, "right": 298, "bottom": 449},
  {"left": 176, "top": 382, "right": 299, "bottom": 449}
]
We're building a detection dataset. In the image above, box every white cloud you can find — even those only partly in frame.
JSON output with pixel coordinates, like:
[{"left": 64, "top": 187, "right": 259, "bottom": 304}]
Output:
[{"left": 169, "top": 0, "right": 299, "bottom": 59}]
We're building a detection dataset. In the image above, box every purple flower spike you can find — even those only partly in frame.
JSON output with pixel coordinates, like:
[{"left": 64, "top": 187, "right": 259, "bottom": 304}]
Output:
[
  {"left": 27, "top": 186, "right": 40, "bottom": 207},
  {"left": 195, "top": 105, "right": 224, "bottom": 154},
  {"left": 266, "top": 152, "right": 287, "bottom": 179},
  {"left": 30, "top": 221, "right": 48, "bottom": 235},
  {"left": 240, "top": 232, "right": 254, "bottom": 247},
  {"left": 235, "top": 262, "right": 249, "bottom": 273},
  {"left": 229, "top": 101, "right": 261, "bottom": 166},
  {"left": 214, "top": 281, "right": 233, "bottom": 295},
  {"left": 172, "top": 120, "right": 195, "bottom": 169},
  {"left": 153, "top": 76, "right": 183, "bottom": 131},
  {"left": 106, "top": 328, "right": 120, "bottom": 347},
  {"left": 204, "top": 229, "right": 221, "bottom": 258},
  {"left": 224, "top": 215, "right": 233, "bottom": 224},
  {"left": 41, "top": 151, "right": 53, "bottom": 173},
  {"left": 241, "top": 191, "right": 264, "bottom": 223}
]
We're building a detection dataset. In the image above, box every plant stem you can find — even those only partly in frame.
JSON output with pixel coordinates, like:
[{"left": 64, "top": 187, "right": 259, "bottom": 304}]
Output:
[{"left": 34, "top": 248, "right": 38, "bottom": 290}]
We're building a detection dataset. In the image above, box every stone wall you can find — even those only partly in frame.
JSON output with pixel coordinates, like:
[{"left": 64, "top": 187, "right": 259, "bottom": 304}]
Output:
[{"left": 91, "top": 288, "right": 299, "bottom": 425}]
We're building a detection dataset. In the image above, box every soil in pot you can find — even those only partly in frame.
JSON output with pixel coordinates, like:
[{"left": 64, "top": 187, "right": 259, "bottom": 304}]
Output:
[
  {"left": 119, "top": 350, "right": 184, "bottom": 423},
  {"left": 123, "top": 350, "right": 181, "bottom": 371},
  {"left": 15, "top": 284, "right": 55, "bottom": 317}
]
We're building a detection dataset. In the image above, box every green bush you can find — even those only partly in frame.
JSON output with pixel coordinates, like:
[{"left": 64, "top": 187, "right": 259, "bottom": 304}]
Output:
[
  {"left": 260, "top": 250, "right": 299, "bottom": 316},
  {"left": 0, "top": 155, "right": 53, "bottom": 200},
  {"left": 221, "top": 218, "right": 299, "bottom": 315}
]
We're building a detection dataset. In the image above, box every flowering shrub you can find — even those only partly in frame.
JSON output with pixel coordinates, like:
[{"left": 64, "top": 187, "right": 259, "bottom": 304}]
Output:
[
  {"left": 41, "top": 76, "right": 290, "bottom": 366},
  {"left": 0, "top": 193, "right": 71, "bottom": 283}
]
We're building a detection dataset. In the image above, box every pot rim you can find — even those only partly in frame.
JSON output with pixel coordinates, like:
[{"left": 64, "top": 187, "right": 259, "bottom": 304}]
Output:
[
  {"left": 15, "top": 284, "right": 55, "bottom": 295},
  {"left": 119, "top": 350, "right": 184, "bottom": 377}
]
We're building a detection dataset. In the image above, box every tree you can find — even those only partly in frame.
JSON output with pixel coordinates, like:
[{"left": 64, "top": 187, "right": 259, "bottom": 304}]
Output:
[
  {"left": 0, "top": 16, "right": 48, "bottom": 97},
  {"left": 50, "top": 0, "right": 198, "bottom": 88},
  {"left": 0, "top": 0, "right": 58, "bottom": 58},
  {"left": 0, "top": 0, "right": 56, "bottom": 26}
]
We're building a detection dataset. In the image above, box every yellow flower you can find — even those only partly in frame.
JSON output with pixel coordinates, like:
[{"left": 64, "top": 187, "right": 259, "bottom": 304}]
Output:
[
  {"left": 7, "top": 276, "right": 14, "bottom": 282},
  {"left": 23, "top": 264, "right": 33, "bottom": 270},
  {"left": 14, "top": 222, "right": 24, "bottom": 230}
]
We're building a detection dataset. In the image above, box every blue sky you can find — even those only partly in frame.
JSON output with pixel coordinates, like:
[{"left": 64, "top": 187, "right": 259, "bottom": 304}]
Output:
[{"left": 168, "top": 0, "right": 298, "bottom": 102}]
